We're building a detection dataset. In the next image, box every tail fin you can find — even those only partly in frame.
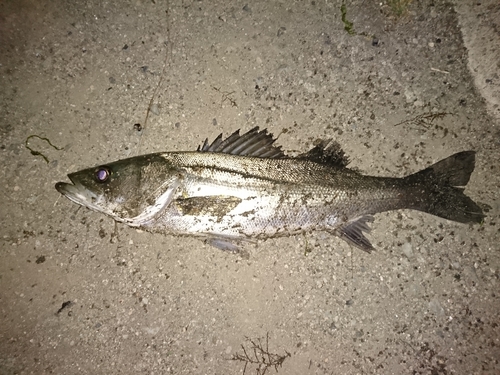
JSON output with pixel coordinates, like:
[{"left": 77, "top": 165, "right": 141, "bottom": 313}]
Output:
[{"left": 405, "top": 151, "right": 485, "bottom": 223}]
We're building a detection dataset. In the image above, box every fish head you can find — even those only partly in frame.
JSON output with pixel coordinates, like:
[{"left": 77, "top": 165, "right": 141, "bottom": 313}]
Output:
[{"left": 55, "top": 154, "right": 181, "bottom": 226}]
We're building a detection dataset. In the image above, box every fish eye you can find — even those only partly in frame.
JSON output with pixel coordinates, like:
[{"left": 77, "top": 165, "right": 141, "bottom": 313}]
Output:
[{"left": 94, "top": 166, "right": 111, "bottom": 183}]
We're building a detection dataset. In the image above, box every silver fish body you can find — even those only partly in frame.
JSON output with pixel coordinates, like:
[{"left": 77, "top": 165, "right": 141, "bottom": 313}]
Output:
[{"left": 56, "top": 127, "right": 485, "bottom": 252}]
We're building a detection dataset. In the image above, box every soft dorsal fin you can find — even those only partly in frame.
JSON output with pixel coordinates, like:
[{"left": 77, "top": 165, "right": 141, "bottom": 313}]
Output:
[
  {"left": 297, "top": 139, "right": 349, "bottom": 168},
  {"left": 197, "top": 127, "right": 285, "bottom": 158}
]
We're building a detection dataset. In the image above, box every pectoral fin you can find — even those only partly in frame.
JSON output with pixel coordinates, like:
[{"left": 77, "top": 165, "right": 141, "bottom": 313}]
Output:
[
  {"left": 205, "top": 236, "right": 252, "bottom": 259},
  {"left": 206, "top": 237, "right": 241, "bottom": 252},
  {"left": 337, "top": 216, "right": 375, "bottom": 253}
]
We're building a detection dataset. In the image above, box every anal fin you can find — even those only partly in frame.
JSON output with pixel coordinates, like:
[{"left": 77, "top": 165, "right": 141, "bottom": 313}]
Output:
[{"left": 336, "top": 216, "right": 375, "bottom": 253}]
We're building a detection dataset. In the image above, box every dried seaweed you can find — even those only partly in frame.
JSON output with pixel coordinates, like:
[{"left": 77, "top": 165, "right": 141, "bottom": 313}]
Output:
[
  {"left": 394, "top": 112, "right": 452, "bottom": 128},
  {"left": 231, "top": 333, "right": 291, "bottom": 375},
  {"left": 25, "top": 135, "right": 63, "bottom": 163},
  {"left": 212, "top": 86, "right": 238, "bottom": 107}
]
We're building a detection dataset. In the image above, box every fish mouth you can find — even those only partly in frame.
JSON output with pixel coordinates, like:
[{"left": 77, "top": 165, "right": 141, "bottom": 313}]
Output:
[
  {"left": 55, "top": 180, "right": 118, "bottom": 219},
  {"left": 55, "top": 180, "right": 95, "bottom": 205}
]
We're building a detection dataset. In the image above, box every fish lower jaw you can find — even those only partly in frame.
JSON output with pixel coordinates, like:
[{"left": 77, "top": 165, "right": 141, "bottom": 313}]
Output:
[{"left": 61, "top": 191, "right": 133, "bottom": 225}]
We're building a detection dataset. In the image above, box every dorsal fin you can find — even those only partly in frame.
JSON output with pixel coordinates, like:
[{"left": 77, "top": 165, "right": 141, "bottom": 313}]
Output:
[
  {"left": 297, "top": 140, "right": 349, "bottom": 168},
  {"left": 197, "top": 127, "right": 285, "bottom": 158}
]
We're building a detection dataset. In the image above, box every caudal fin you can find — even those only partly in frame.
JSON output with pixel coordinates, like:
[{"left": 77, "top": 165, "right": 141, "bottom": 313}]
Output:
[{"left": 405, "top": 151, "right": 485, "bottom": 223}]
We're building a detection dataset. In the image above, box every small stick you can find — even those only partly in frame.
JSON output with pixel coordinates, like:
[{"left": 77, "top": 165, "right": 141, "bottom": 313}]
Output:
[
  {"left": 137, "top": 2, "right": 172, "bottom": 153},
  {"left": 430, "top": 67, "right": 449, "bottom": 74}
]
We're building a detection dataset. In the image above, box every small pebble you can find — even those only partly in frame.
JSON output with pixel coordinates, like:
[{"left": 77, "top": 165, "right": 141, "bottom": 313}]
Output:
[
  {"left": 429, "top": 298, "right": 445, "bottom": 316},
  {"left": 149, "top": 103, "right": 160, "bottom": 115},
  {"left": 401, "top": 242, "right": 413, "bottom": 258}
]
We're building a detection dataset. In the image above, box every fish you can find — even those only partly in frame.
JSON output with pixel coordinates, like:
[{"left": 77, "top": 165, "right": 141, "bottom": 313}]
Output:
[{"left": 55, "top": 127, "right": 485, "bottom": 252}]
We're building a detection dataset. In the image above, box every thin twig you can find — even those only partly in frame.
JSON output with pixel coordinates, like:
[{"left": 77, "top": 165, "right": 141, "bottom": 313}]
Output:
[
  {"left": 137, "top": 1, "right": 172, "bottom": 154},
  {"left": 430, "top": 67, "right": 449, "bottom": 74},
  {"left": 212, "top": 86, "right": 238, "bottom": 107},
  {"left": 394, "top": 112, "right": 452, "bottom": 128}
]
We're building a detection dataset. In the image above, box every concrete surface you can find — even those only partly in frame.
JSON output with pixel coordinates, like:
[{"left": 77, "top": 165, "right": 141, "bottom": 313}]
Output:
[{"left": 1, "top": 0, "right": 499, "bottom": 374}]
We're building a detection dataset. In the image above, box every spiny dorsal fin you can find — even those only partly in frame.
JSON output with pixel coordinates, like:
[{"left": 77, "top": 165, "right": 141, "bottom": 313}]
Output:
[
  {"left": 297, "top": 139, "right": 349, "bottom": 168},
  {"left": 197, "top": 127, "right": 285, "bottom": 158}
]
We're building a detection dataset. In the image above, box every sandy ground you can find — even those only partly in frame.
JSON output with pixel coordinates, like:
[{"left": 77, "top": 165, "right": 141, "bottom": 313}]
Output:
[{"left": 1, "top": 0, "right": 499, "bottom": 374}]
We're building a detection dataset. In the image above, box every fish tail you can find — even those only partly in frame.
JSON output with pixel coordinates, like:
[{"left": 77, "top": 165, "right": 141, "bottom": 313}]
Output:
[{"left": 404, "top": 151, "right": 485, "bottom": 223}]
